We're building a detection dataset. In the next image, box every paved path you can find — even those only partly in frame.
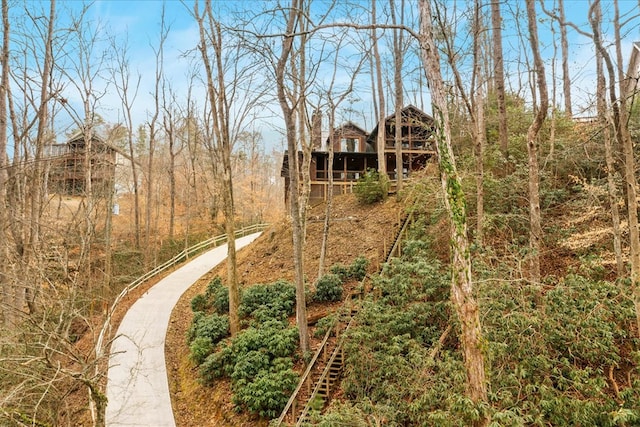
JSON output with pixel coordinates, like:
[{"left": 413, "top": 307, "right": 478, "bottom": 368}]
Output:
[{"left": 105, "top": 233, "right": 262, "bottom": 427}]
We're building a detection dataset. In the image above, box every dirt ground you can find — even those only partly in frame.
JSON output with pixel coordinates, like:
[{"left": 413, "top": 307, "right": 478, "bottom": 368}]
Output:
[{"left": 165, "top": 193, "right": 408, "bottom": 427}]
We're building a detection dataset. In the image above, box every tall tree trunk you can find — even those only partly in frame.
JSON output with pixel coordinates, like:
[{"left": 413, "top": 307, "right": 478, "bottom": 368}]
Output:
[
  {"left": 473, "top": 0, "right": 486, "bottom": 246},
  {"left": 276, "top": 0, "right": 309, "bottom": 353},
  {"left": 525, "top": 0, "right": 547, "bottom": 284},
  {"left": 589, "top": 0, "right": 640, "bottom": 335},
  {"left": 145, "top": 8, "right": 167, "bottom": 268},
  {"left": 558, "top": 0, "right": 572, "bottom": 117},
  {"left": 110, "top": 41, "right": 142, "bottom": 249},
  {"left": 372, "top": 0, "right": 387, "bottom": 177},
  {"left": 490, "top": 0, "right": 508, "bottom": 159},
  {"left": 0, "top": 0, "right": 10, "bottom": 324},
  {"left": 590, "top": 0, "right": 640, "bottom": 333},
  {"left": 318, "top": 39, "right": 363, "bottom": 279},
  {"left": 419, "top": 1, "right": 489, "bottom": 423},
  {"left": 434, "top": 0, "right": 485, "bottom": 246},
  {"left": 548, "top": 17, "right": 557, "bottom": 162},
  {"left": 296, "top": 4, "right": 312, "bottom": 242},
  {"left": 25, "top": 0, "right": 56, "bottom": 314},
  {"left": 592, "top": 2, "right": 624, "bottom": 278},
  {"left": 195, "top": 0, "right": 241, "bottom": 336},
  {"left": 318, "top": 111, "right": 334, "bottom": 280},
  {"left": 391, "top": 0, "right": 404, "bottom": 193},
  {"left": 165, "top": 112, "right": 177, "bottom": 240}
]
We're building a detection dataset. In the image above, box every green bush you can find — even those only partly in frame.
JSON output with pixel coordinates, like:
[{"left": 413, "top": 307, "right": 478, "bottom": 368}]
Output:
[
  {"left": 205, "top": 276, "right": 229, "bottom": 315},
  {"left": 232, "top": 360, "right": 298, "bottom": 418},
  {"left": 239, "top": 280, "right": 295, "bottom": 320},
  {"left": 189, "top": 336, "right": 214, "bottom": 365},
  {"left": 199, "top": 345, "right": 233, "bottom": 383},
  {"left": 186, "top": 311, "right": 206, "bottom": 343},
  {"left": 329, "top": 263, "right": 350, "bottom": 281},
  {"left": 199, "top": 322, "right": 299, "bottom": 419},
  {"left": 329, "top": 256, "right": 369, "bottom": 282},
  {"left": 230, "top": 350, "right": 271, "bottom": 383},
  {"left": 354, "top": 169, "right": 388, "bottom": 204},
  {"left": 190, "top": 276, "right": 229, "bottom": 315},
  {"left": 232, "top": 325, "right": 299, "bottom": 360},
  {"left": 348, "top": 255, "right": 369, "bottom": 281},
  {"left": 190, "top": 294, "right": 208, "bottom": 313},
  {"left": 194, "top": 278, "right": 302, "bottom": 420},
  {"left": 314, "top": 273, "right": 343, "bottom": 302},
  {"left": 187, "top": 313, "right": 229, "bottom": 346},
  {"left": 314, "top": 314, "right": 337, "bottom": 338}
]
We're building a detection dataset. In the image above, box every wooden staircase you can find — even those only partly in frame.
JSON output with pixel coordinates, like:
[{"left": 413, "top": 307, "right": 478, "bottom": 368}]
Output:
[{"left": 274, "top": 213, "right": 412, "bottom": 426}]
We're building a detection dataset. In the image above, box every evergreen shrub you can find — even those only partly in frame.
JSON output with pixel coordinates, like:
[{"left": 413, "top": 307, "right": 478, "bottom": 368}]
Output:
[
  {"left": 193, "top": 284, "right": 300, "bottom": 420},
  {"left": 329, "top": 263, "right": 349, "bottom": 280},
  {"left": 354, "top": 169, "right": 388, "bottom": 204},
  {"left": 348, "top": 255, "right": 369, "bottom": 280},
  {"left": 189, "top": 313, "right": 229, "bottom": 345},
  {"left": 205, "top": 276, "right": 229, "bottom": 315},
  {"left": 314, "top": 314, "right": 337, "bottom": 338},
  {"left": 329, "top": 255, "right": 369, "bottom": 282},
  {"left": 189, "top": 337, "right": 214, "bottom": 365},
  {"left": 232, "top": 358, "right": 298, "bottom": 418},
  {"left": 189, "top": 276, "right": 228, "bottom": 315},
  {"left": 314, "top": 273, "right": 343, "bottom": 302},
  {"left": 239, "top": 280, "right": 295, "bottom": 320}
]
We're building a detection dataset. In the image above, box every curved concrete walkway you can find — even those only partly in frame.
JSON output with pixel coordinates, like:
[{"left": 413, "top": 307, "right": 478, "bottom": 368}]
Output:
[{"left": 105, "top": 233, "right": 262, "bottom": 427}]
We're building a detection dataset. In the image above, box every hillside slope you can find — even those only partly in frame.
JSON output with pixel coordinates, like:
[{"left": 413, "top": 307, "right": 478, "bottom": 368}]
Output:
[{"left": 166, "top": 193, "right": 408, "bottom": 426}]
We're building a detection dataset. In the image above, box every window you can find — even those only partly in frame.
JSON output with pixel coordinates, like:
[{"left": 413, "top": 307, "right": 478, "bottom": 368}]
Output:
[{"left": 340, "top": 137, "right": 358, "bottom": 152}]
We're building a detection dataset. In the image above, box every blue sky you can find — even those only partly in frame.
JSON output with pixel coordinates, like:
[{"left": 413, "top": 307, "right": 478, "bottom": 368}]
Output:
[{"left": 9, "top": 1, "right": 640, "bottom": 149}]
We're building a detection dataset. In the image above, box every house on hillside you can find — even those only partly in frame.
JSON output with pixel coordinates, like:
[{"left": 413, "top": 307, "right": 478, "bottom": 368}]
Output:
[
  {"left": 281, "top": 105, "right": 436, "bottom": 204},
  {"left": 45, "top": 131, "right": 119, "bottom": 197},
  {"left": 367, "top": 104, "right": 436, "bottom": 180}
]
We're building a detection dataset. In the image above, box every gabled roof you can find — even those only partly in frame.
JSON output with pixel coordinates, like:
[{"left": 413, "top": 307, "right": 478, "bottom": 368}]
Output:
[
  {"left": 367, "top": 105, "right": 435, "bottom": 143},
  {"left": 66, "top": 128, "right": 107, "bottom": 144},
  {"left": 64, "top": 129, "right": 141, "bottom": 167},
  {"left": 325, "top": 121, "right": 369, "bottom": 143},
  {"left": 335, "top": 121, "right": 368, "bottom": 136}
]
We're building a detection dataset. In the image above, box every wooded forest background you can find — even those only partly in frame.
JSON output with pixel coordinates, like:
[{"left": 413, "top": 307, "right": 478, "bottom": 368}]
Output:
[{"left": 2, "top": 0, "right": 640, "bottom": 426}]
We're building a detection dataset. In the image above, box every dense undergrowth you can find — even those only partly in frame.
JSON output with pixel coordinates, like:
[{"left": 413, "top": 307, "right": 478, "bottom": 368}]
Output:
[
  {"left": 181, "top": 108, "right": 640, "bottom": 425},
  {"left": 306, "top": 116, "right": 640, "bottom": 425},
  {"left": 308, "top": 220, "right": 640, "bottom": 426},
  {"left": 186, "top": 256, "right": 369, "bottom": 419}
]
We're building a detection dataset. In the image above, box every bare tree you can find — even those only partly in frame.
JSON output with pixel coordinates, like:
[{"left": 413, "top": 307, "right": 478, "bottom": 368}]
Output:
[
  {"left": 317, "top": 36, "right": 364, "bottom": 279},
  {"left": 418, "top": 1, "right": 489, "bottom": 423},
  {"left": 144, "top": 7, "right": 168, "bottom": 268},
  {"left": 371, "top": 0, "right": 387, "bottom": 177},
  {"left": 490, "top": 0, "right": 508, "bottom": 159},
  {"left": 558, "top": 0, "right": 571, "bottom": 117},
  {"left": 181, "top": 83, "right": 202, "bottom": 250},
  {"left": 110, "top": 36, "right": 142, "bottom": 248},
  {"left": 592, "top": 2, "right": 624, "bottom": 278},
  {"left": 391, "top": 0, "right": 405, "bottom": 192},
  {"left": 589, "top": 0, "right": 640, "bottom": 334},
  {"left": 0, "top": 0, "right": 10, "bottom": 324},
  {"left": 275, "top": 0, "right": 310, "bottom": 352},
  {"left": 161, "top": 85, "right": 183, "bottom": 240},
  {"left": 12, "top": 0, "right": 57, "bottom": 315},
  {"left": 524, "top": 0, "right": 547, "bottom": 284},
  {"left": 194, "top": 0, "right": 267, "bottom": 335},
  {"left": 434, "top": 0, "right": 487, "bottom": 246}
]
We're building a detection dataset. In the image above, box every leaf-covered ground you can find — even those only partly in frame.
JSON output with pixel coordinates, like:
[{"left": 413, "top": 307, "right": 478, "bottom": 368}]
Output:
[{"left": 165, "top": 193, "right": 407, "bottom": 426}]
